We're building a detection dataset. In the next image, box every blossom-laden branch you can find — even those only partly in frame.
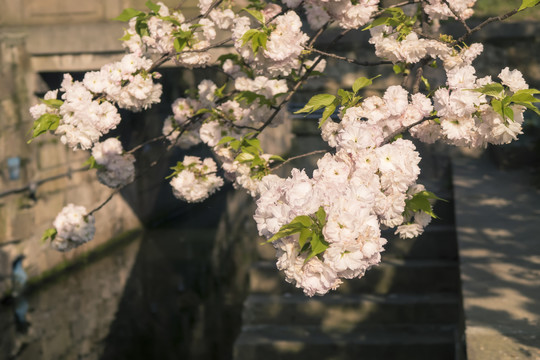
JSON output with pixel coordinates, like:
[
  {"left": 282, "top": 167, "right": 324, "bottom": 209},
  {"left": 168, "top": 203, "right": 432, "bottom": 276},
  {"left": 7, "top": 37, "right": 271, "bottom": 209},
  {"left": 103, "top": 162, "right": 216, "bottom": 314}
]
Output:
[{"left": 32, "top": 0, "right": 540, "bottom": 297}]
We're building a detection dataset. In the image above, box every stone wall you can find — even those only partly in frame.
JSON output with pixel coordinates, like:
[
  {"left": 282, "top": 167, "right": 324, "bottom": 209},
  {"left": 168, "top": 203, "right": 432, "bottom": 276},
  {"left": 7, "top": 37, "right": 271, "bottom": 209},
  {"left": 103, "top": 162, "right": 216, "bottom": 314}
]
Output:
[{"left": 0, "top": 33, "right": 143, "bottom": 296}]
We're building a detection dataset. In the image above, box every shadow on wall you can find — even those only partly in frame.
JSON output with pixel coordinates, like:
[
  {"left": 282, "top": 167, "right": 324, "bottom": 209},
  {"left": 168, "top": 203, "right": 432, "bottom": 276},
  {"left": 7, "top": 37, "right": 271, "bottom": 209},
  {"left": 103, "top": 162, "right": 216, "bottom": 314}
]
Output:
[{"left": 454, "top": 155, "right": 540, "bottom": 353}]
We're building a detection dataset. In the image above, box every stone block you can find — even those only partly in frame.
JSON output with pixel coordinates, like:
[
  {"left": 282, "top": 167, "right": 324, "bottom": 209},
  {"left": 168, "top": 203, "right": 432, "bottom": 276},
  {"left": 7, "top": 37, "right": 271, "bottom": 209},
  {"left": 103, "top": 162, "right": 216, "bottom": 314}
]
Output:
[
  {"left": 10, "top": 205, "right": 35, "bottom": 240},
  {"left": 34, "top": 191, "right": 65, "bottom": 226},
  {"left": 37, "top": 141, "right": 67, "bottom": 170}
]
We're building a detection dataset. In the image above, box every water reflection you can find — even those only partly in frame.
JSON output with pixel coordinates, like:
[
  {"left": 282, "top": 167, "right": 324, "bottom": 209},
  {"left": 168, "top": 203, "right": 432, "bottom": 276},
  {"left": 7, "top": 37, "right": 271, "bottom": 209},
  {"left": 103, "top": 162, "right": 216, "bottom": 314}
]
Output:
[{"left": 0, "top": 189, "right": 256, "bottom": 360}]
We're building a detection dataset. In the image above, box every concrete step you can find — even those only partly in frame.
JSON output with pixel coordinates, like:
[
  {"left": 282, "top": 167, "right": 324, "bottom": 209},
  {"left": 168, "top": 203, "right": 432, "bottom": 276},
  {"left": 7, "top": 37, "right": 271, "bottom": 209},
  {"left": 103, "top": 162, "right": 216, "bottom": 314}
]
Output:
[
  {"left": 383, "top": 224, "right": 458, "bottom": 260},
  {"left": 234, "top": 324, "right": 457, "bottom": 360},
  {"left": 242, "top": 293, "right": 460, "bottom": 328},
  {"left": 249, "top": 258, "right": 459, "bottom": 295}
]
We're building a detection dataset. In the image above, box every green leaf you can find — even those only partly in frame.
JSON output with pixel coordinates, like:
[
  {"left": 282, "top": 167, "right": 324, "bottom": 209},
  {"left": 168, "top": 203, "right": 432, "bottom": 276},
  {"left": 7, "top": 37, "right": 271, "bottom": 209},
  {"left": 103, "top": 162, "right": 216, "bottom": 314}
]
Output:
[
  {"left": 114, "top": 8, "right": 144, "bottom": 22},
  {"left": 352, "top": 77, "right": 370, "bottom": 93},
  {"left": 194, "top": 108, "right": 211, "bottom": 116},
  {"left": 230, "top": 140, "right": 241, "bottom": 151},
  {"left": 517, "top": 102, "right": 540, "bottom": 116},
  {"left": 321, "top": 103, "right": 336, "bottom": 124},
  {"left": 119, "top": 32, "right": 132, "bottom": 41},
  {"left": 40, "top": 98, "right": 63, "bottom": 108},
  {"left": 294, "top": 94, "right": 336, "bottom": 114},
  {"left": 421, "top": 76, "right": 431, "bottom": 91},
  {"left": 352, "top": 75, "right": 380, "bottom": 93},
  {"left": 470, "top": 83, "right": 505, "bottom": 99},
  {"left": 135, "top": 19, "right": 150, "bottom": 37},
  {"left": 244, "top": 138, "right": 263, "bottom": 152},
  {"left": 362, "top": 15, "right": 391, "bottom": 31},
  {"left": 235, "top": 152, "right": 256, "bottom": 163},
  {"left": 305, "top": 233, "right": 329, "bottom": 262},
  {"left": 504, "top": 106, "right": 515, "bottom": 122},
  {"left": 269, "top": 155, "right": 285, "bottom": 162},
  {"left": 166, "top": 161, "right": 186, "bottom": 179},
  {"left": 510, "top": 90, "right": 539, "bottom": 104},
  {"left": 30, "top": 113, "right": 61, "bottom": 139},
  {"left": 241, "top": 29, "right": 258, "bottom": 46},
  {"left": 291, "top": 215, "right": 314, "bottom": 228},
  {"left": 298, "top": 228, "right": 312, "bottom": 248},
  {"left": 83, "top": 156, "right": 105, "bottom": 170},
  {"left": 519, "top": 0, "right": 540, "bottom": 11},
  {"left": 405, "top": 190, "right": 445, "bottom": 219},
  {"left": 243, "top": 8, "right": 265, "bottom": 23},
  {"left": 41, "top": 228, "right": 57, "bottom": 243},
  {"left": 235, "top": 90, "right": 272, "bottom": 106},
  {"left": 214, "top": 84, "right": 227, "bottom": 98},
  {"left": 218, "top": 53, "right": 241, "bottom": 65},
  {"left": 145, "top": 0, "right": 161, "bottom": 13},
  {"left": 315, "top": 206, "right": 326, "bottom": 227},
  {"left": 338, "top": 89, "right": 353, "bottom": 103},
  {"left": 267, "top": 226, "right": 303, "bottom": 243},
  {"left": 492, "top": 98, "right": 513, "bottom": 122}
]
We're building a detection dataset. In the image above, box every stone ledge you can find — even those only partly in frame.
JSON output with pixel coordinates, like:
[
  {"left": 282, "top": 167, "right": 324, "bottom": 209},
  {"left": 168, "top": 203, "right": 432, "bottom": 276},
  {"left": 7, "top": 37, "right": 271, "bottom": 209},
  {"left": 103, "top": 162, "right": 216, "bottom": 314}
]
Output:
[{"left": 452, "top": 153, "right": 540, "bottom": 359}]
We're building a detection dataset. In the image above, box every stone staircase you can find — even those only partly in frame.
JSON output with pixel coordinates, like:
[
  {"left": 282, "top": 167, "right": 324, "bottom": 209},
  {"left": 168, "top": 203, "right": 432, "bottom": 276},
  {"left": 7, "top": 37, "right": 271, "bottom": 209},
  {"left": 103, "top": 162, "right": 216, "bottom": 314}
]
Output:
[{"left": 233, "top": 156, "right": 463, "bottom": 360}]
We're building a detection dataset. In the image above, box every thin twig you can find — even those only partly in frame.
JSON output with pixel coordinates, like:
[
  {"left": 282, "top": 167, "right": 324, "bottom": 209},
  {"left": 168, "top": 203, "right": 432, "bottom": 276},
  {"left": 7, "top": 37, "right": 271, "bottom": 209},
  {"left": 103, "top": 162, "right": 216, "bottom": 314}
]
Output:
[
  {"left": 306, "top": 47, "right": 392, "bottom": 67},
  {"left": 442, "top": 0, "right": 471, "bottom": 34},
  {"left": 87, "top": 189, "right": 120, "bottom": 216},
  {"left": 382, "top": 115, "right": 437, "bottom": 145},
  {"left": 457, "top": 7, "right": 524, "bottom": 43},
  {"left": 255, "top": 27, "right": 356, "bottom": 135},
  {"left": 186, "top": 0, "right": 224, "bottom": 23},
  {"left": 271, "top": 150, "right": 328, "bottom": 171},
  {"left": 308, "top": 22, "right": 331, "bottom": 48},
  {"left": 179, "top": 37, "right": 233, "bottom": 53},
  {"left": 127, "top": 133, "right": 169, "bottom": 154},
  {"left": 373, "top": 0, "right": 420, "bottom": 17},
  {"left": 0, "top": 167, "right": 89, "bottom": 199},
  {"left": 412, "top": 57, "right": 431, "bottom": 94}
]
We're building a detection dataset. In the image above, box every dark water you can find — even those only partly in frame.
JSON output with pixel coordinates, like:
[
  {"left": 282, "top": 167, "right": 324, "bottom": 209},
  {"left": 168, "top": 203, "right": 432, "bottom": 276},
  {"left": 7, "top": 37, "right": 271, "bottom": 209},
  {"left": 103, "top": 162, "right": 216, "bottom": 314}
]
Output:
[{"left": 0, "top": 189, "right": 258, "bottom": 360}]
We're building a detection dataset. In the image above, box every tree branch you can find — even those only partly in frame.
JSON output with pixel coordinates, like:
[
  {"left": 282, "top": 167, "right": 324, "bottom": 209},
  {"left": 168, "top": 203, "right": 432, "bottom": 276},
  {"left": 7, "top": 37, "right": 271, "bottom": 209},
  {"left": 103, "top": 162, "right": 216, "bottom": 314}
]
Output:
[
  {"left": 457, "top": 6, "right": 527, "bottom": 43},
  {"left": 382, "top": 115, "right": 438, "bottom": 145},
  {"left": 0, "top": 166, "right": 89, "bottom": 199},
  {"left": 306, "top": 47, "right": 393, "bottom": 66},
  {"left": 271, "top": 149, "right": 328, "bottom": 171},
  {"left": 442, "top": 0, "right": 472, "bottom": 34}
]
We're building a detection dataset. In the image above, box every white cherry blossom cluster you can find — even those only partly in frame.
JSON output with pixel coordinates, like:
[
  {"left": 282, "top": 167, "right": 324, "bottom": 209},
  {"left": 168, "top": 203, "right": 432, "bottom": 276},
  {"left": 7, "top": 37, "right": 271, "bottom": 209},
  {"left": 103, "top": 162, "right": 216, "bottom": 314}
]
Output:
[
  {"left": 83, "top": 54, "right": 162, "bottom": 112},
  {"left": 217, "top": 147, "right": 276, "bottom": 197},
  {"left": 163, "top": 76, "right": 288, "bottom": 149},
  {"left": 412, "top": 65, "right": 528, "bottom": 147},
  {"left": 283, "top": 0, "right": 379, "bottom": 30},
  {"left": 232, "top": 9, "right": 309, "bottom": 76},
  {"left": 121, "top": 2, "right": 219, "bottom": 68},
  {"left": 424, "top": 0, "right": 477, "bottom": 21},
  {"left": 29, "top": 54, "right": 161, "bottom": 150},
  {"left": 255, "top": 120, "right": 432, "bottom": 295},
  {"left": 395, "top": 184, "right": 433, "bottom": 239},
  {"left": 321, "top": 85, "right": 433, "bottom": 144},
  {"left": 51, "top": 204, "right": 95, "bottom": 252},
  {"left": 91, "top": 138, "right": 136, "bottom": 188},
  {"left": 198, "top": 0, "right": 236, "bottom": 30},
  {"left": 369, "top": 25, "right": 484, "bottom": 67},
  {"left": 169, "top": 156, "right": 224, "bottom": 202},
  {"left": 29, "top": 76, "right": 120, "bottom": 150}
]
